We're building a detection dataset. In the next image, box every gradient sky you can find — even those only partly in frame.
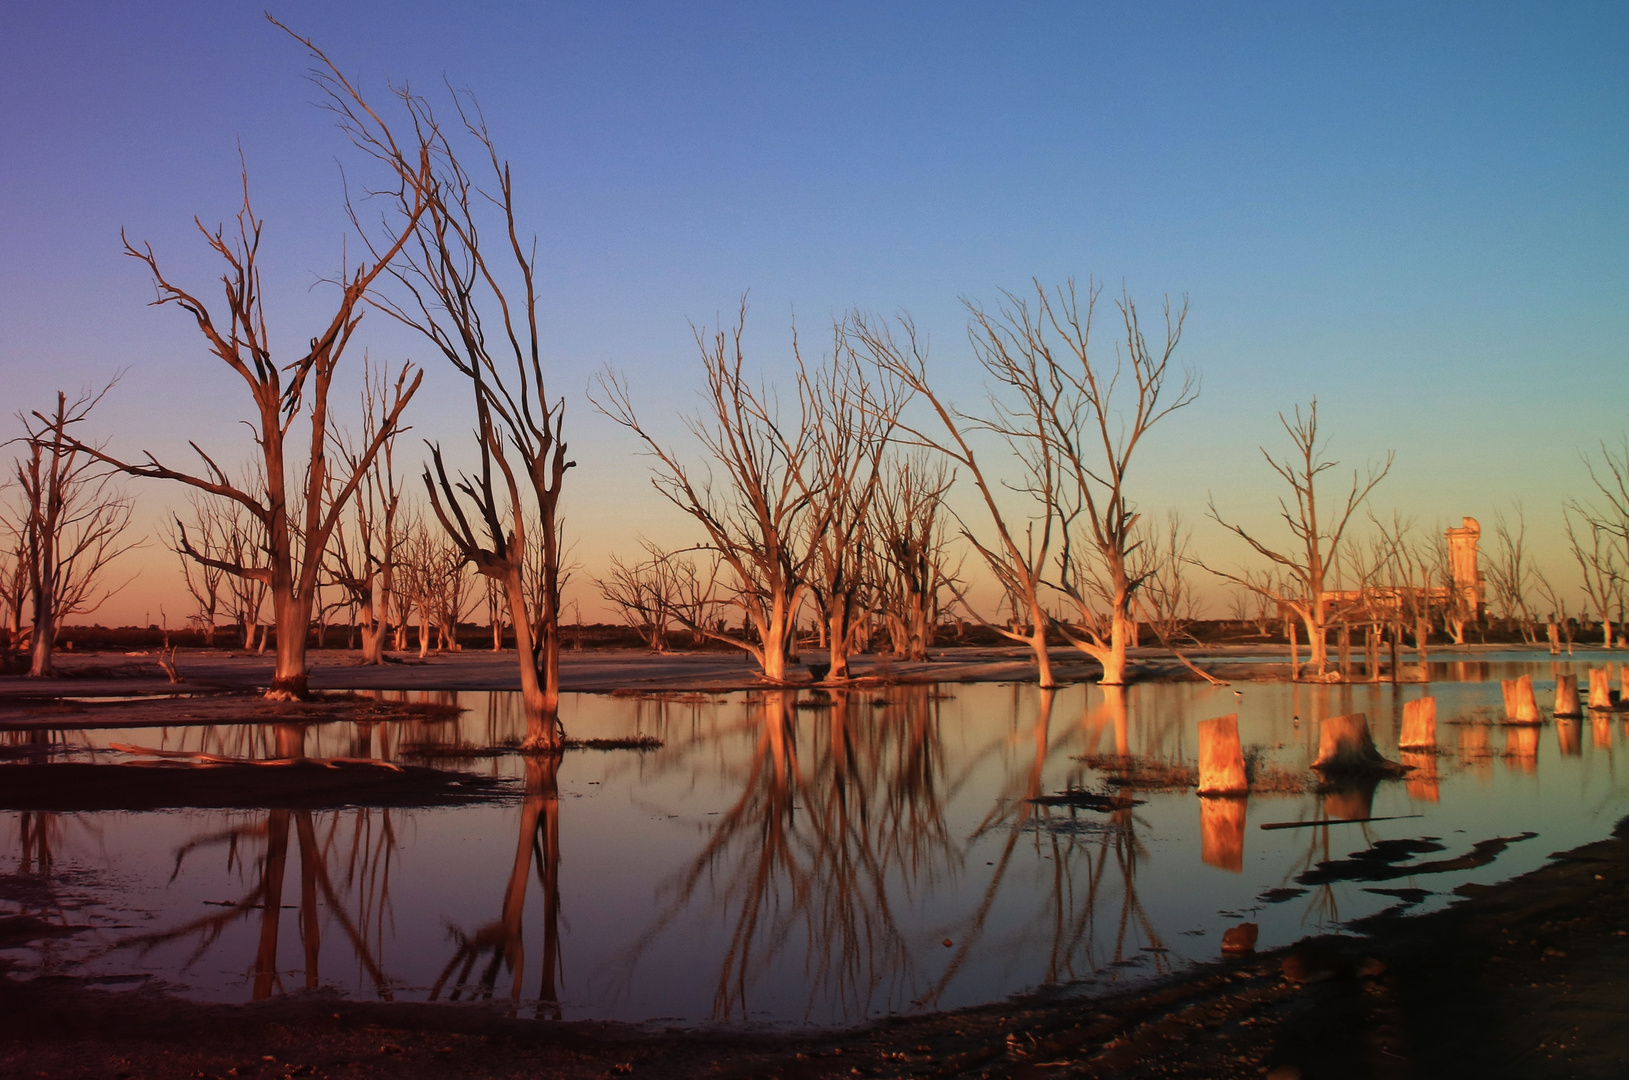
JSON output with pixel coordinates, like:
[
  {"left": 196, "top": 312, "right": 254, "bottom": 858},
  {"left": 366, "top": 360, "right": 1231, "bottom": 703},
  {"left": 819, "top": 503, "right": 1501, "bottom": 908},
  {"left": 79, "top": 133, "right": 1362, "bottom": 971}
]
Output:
[{"left": 3, "top": 2, "right": 1625, "bottom": 626}]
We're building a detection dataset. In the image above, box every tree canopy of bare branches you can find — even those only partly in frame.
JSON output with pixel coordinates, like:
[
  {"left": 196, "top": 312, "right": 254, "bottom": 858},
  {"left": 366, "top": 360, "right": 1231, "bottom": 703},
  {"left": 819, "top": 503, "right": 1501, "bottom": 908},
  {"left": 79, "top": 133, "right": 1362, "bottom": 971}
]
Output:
[
  {"left": 74, "top": 25, "right": 429, "bottom": 698},
  {"left": 4, "top": 384, "right": 138, "bottom": 676},
  {"left": 331, "top": 72, "right": 574, "bottom": 743},
  {"left": 594, "top": 303, "right": 827, "bottom": 683},
  {"left": 1567, "top": 438, "right": 1629, "bottom": 646},
  {"left": 1204, "top": 400, "right": 1391, "bottom": 678},
  {"left": 857, "top": 279, "right": 1196, "bottom": 687}
]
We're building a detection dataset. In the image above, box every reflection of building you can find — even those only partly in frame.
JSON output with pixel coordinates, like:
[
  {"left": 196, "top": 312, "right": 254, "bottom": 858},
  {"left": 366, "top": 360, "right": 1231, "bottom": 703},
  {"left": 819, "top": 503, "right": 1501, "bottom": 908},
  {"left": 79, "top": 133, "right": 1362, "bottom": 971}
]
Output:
[{"left": 1324, "top": 516, "right": 1484, "bottom": 620}]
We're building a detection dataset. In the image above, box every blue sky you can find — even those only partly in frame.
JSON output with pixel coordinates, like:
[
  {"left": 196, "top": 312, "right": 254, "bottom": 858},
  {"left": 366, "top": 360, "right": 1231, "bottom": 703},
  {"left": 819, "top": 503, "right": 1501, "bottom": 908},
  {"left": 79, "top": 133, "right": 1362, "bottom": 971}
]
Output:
[{"left": 2, "top": 2, "right": 1625, "bottom": 624}]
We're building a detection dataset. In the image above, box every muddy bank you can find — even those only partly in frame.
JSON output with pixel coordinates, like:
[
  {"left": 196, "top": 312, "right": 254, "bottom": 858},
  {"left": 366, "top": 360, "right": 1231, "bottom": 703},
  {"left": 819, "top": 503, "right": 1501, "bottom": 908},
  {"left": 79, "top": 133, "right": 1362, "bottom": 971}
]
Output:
[
  {"left": 0, "top": 761, "right": 510, "bottom": 811},
  {"left": 3, "top": 815, "right": 1627, "bottom": 1078}
]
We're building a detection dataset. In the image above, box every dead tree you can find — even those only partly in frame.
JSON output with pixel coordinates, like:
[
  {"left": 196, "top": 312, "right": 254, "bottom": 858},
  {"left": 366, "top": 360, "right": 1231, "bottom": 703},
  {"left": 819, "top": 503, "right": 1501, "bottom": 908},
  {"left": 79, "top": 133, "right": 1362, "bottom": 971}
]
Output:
[
  {"left": 1568, "top": 439, "right": 1629, "bottom": 647},
  {"left": 7, "top": 386, "right": 138, "bottom": 677},
  {"left": 76, "top": 27, "right": 429, "bottom": 699},
  {"left": 325, "top": 360, "right": 406, "bottom": 664},
  {"left": 597, "top": 543, "right": 678, "bottom": 651},
  {"left": 172, "top": 494, "right": 226, "bottom": 646},
  {"left": 857, "top": 280, "right": 1195, "bottom": 687},
  {"left": 802, "top": 323, "right": 904, "bottom": 679},
  {"left": 852, "top": 310, "right": 1059, "bottom": 686},
  {"left": 594, "top": 304, "right": 824, "bottom": 683},
  {"left": 868, "top": 451, "right": 959, "bottom": 661},
  {"left": 1566, "top": 509, "right": 1624, "bottom": 648},
  {"left": 1204, "top": 400, "right": 1391, "bottom": 679},
  {"left": 335, "top": 83, "right": 572, "bottom": 743},
  {"left": 1485, "top": 506, "right": 1536, "bottom": 643}
]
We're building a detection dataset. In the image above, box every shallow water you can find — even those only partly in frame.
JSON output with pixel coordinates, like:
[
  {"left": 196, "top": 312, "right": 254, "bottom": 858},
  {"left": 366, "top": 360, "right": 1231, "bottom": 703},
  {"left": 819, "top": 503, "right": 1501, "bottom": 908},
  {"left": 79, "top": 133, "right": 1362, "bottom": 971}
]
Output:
[{"left": 4, "top": 653, "right": 1629, "bottom": 1029}]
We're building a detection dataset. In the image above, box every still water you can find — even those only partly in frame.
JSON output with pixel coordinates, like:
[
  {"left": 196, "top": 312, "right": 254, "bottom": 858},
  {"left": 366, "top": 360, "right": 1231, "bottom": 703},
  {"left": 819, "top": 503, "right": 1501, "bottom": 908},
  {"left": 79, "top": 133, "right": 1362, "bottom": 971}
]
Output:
[{"left": 3, "top": 654, "right": 1628, "bottom": 1029}]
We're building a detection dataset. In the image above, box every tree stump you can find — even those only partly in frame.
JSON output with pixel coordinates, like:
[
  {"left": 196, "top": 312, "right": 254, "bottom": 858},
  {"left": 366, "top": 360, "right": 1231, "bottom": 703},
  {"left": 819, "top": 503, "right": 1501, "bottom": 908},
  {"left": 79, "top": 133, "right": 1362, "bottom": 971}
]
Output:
[
  {"left": 1399, "top": 697, "right": 1436, "bottom": 749},
  {"left": 1554, "top": 673, "right": 1582, "bottom": 718},
  {"left": 1502, "top": 674, "right": 1540, "bottom": 723},
  {"left": 1197, "top": 714, "right": 1248, "bottom": 795},
  {"left": 1311, "top": 713, "right": 1402, "bottom": 775},
  {"left": 1200, "top": 795, "right": 1246, "bottom": 872},
  {"left": 1589, "top": 668, "right": 1613, "bottom": 711}
]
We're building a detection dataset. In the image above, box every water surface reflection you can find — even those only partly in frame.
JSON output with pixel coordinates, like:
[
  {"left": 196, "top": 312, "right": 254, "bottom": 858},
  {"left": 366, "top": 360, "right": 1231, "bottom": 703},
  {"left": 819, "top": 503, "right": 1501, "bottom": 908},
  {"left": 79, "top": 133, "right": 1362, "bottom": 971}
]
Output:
[{"left": 3, "top": 657, "right": 1628, "bottom": 1026}]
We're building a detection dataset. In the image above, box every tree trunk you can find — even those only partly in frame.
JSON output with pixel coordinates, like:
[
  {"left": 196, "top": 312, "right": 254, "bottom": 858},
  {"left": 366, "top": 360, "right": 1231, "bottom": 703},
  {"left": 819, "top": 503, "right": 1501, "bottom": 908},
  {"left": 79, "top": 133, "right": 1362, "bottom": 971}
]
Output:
[
  {"left": 504, "top": 565, "right": 559, "bottom": 749},
  {"left": 827, "top": 603, "right": 850, "bottom": 681},
  {"left": 27, "top": 586, "right": 55, "bottom": 678},
  {"left": 268, "top": 590, "right": 311, "bottom": 700},
  {"left": 1099, "top": 611, "right": 1132, "bottom": 685}
]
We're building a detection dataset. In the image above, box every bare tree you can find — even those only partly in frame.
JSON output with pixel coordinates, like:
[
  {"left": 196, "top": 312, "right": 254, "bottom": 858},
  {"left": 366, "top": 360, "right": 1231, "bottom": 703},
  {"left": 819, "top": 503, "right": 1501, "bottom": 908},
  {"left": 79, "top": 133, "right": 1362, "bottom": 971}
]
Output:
[
  {"left": 172, "top": 494, "right": 225, "bottom": 646},
  {"left": 1204, "top": 400, "right": 1392, "bottom": 679},
  {"left": 1566, "top": 509, "right": 1624, "bottom": 648},
  {"left": 5, "top": 387, "right": 139, "bottom": 676},
  {"left": 857, "top": 280, "right": 1195, "bottom": 687},
  {"left": 595, "top": 304, "right": 824, "bottom": 683},
  {"left": 1568, "top": 438, "right": 1629, "bottom": 647},
  {"left": 74, "top": 28, "right": 429, "bottom": 698},
  {"left": 802, "top": 324, "right": 904, "bottom": 679},
  {"left": 596, "top": 539, "right": 715, "bottom": 652},
  {"left": 325, "top": 360, "right": 406, "bottom": 664},
  {"left": 334, "top": 81, "right": 573, "bottom": 744},
  {"left": 867, "top": 451, "right": 959, "bottom": 661},
  {"left": 1485, "top": 506, "right": 1536, "bottom": 642},
  {"left": 1136, "top": 511, "right": 1199, "bottom": 645}
]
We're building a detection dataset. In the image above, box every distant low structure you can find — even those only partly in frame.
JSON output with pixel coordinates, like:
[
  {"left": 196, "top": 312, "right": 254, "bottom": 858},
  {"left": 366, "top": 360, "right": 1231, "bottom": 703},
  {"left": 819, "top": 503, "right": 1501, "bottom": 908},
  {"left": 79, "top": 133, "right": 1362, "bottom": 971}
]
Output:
[{"left": 1323, "top": 516, "right": 1485, "bottom": 622}]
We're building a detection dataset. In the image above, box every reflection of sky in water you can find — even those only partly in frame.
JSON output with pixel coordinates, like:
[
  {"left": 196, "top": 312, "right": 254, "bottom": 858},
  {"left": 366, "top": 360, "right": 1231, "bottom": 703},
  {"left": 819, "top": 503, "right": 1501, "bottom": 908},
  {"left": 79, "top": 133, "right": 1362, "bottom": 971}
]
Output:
[{"left": 3, "top": 654, "right": 1629, "bottom": 1029}]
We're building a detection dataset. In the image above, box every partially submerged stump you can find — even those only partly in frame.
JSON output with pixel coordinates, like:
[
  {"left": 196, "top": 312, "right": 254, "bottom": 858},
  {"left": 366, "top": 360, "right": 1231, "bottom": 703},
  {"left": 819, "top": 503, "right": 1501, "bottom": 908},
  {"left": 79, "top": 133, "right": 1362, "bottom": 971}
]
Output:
[
  {"left": 1555, "top": 674, "right": 1583, "bottom": 718},
  {"left": 1311, "top": 713, "right": 1405, "bottom": 776},
  {"left": 1589, "top": 668, "right": 1613, "bottom": 711},
  {"left": 1501, "top": 675, "right": 1540, "bottom": 723},
  {"left": 1197, "top": 714, "right": 1248, "bottom": 796},
  {"left": 1200, "top": 795, "right": 1247, "bottom": 872},
  {"left": 1399, "top": 697, "right": 1437, "bottom": 749}
]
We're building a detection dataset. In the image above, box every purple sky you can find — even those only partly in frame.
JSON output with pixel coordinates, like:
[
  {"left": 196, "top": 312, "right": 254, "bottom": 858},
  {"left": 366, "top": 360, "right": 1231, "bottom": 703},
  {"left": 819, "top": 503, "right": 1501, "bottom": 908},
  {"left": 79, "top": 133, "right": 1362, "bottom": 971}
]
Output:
[{"left": 3, "top": 2, "right": 1625, "bottom": 626}]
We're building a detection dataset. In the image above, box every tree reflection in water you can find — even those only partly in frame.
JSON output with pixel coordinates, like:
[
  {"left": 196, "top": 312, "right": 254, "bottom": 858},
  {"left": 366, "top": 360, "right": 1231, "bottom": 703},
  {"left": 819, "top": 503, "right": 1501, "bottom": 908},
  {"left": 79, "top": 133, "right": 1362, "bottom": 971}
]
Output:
[
  {"left": 621, "top": 687, "right": 950, "bottom": 1021},
  {"left": 618, "top": 684, "right": 1174, "bottom": 1023},
  {"left": 115, "top": 723, "right": 399, "bottom": 1001},
  {"left": 945, "top": 686, "right": 1169, "bottom": 1002},
  {"left": 430, "top": 751, "right": 562, "bottom": 1018}
]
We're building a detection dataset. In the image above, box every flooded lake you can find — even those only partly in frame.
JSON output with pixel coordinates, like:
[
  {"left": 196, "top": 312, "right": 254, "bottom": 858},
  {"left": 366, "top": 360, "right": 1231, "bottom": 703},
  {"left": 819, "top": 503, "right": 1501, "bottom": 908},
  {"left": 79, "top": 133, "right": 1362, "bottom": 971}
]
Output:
[{"left": 4, "top": 652, "right": 1628, "bottom": 1029}]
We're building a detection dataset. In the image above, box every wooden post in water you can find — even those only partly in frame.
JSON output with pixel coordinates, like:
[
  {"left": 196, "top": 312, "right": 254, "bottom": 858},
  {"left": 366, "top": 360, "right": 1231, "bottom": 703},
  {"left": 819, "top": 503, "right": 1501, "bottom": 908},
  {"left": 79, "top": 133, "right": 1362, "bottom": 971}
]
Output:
[
  {"left": 1507, "top": 674, "right": 1540, "bottom": 723},
  {"left": 1555, "top": 674, "right": 1582, "bottom": 718},
  {"left": 1367, "top": 623, "right": 1380, "bottom": 682},
  {"left": 1389, "top": 626, "right": 1400, "bottom": 684},
  {"left": 1197, "top": 714, "right": 1249, "bottom": 795},
  {"left": 1399, "top": 696, "right": 1437, "bottom": 749},
  {"left": 1589, "top": 668, "right": 1613, "bottom": 711},
  {"left": 1548, "top": 622, "right": 1561, "bottom": 655}
]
